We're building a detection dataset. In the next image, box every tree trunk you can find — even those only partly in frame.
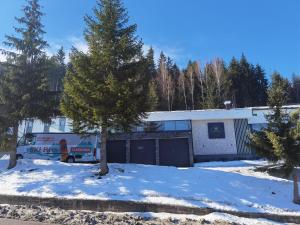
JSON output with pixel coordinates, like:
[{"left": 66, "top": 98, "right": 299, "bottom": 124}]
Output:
[
  {"left": 7, "top": 124, "right": 18, "bottom": 169},
  {"left": 99, "top": 125, "right": 109, "bottom": 176},
  {"left": 293, "top": 173, "right": 300, "bottom": 204}
]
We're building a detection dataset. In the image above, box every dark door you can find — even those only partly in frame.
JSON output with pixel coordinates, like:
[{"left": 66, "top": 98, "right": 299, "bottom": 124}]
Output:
[
  {"left": 159, "top": 138, "right": 190, "bottom": 167},
  {"left": 107, "top": 140, "right": 126, "bottom": 163},
  {"left": 130, "top": 139, "right": 156, "bottom": 165}
]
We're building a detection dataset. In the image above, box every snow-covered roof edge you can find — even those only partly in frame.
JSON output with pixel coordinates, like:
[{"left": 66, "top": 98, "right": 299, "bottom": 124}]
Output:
[{"left": 145, "top": 104, "right": 300, "bottom": 122}]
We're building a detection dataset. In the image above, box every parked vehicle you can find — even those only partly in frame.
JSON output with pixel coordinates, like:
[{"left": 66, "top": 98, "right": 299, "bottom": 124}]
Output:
[{"left": 17, "top": 133, "right": 100, "bottom": 163}]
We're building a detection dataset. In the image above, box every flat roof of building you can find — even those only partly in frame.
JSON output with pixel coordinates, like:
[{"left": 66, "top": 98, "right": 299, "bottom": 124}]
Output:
[{"left": 145, "top": 104, "right": 300, "bottom": 122}]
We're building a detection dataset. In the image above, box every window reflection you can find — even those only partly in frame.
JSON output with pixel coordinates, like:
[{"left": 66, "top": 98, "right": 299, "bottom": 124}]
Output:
[{"left": 132, "top": 120, "right": 191, "bottom": 133}]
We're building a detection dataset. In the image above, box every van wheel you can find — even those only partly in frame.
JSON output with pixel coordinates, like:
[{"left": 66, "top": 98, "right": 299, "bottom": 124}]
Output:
[
  {"left": 16, "top": 154, "right": 23, "bottom": 160},
  {"left": 67, "top": 156, "right": 75, "bottom": 163}
]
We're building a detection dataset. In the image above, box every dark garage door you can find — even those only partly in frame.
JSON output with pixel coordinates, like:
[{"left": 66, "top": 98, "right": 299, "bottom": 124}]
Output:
[
  {"left": 130, "top": 139, "right": 156, "bottom": 165},
  {"left": 159, "top": 138, "right": 190, "bottom": 167},
  {"left": 107, "top": 140, "right": 126, "bottom": 163}
]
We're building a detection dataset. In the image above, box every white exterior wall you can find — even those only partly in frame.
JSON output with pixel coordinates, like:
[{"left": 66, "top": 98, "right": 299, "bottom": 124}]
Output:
[{"left": 192, "top": 119, "right": 237, "bottom": 155}]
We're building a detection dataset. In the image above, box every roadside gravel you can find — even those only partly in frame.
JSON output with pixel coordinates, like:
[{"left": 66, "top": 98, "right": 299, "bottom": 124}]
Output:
[{"left": 0, "top": 204, "right": 249, "bottom": 225}]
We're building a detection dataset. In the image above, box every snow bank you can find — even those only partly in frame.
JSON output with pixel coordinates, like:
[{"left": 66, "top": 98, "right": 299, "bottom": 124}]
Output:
[{"left": 0, "top": 159, "right": 299, "bottom": 216}]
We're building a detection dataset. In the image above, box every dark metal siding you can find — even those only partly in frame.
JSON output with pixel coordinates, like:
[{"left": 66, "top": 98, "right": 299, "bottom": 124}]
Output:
[
  {"left": 107, "top": 140, "right": 126, "bottom": 163},
  {"left": 130, "top": 139, "right": 156, "bottom": 165},
  {"left": 234, "top": 119, "right": 254, "bottom": 155},
  {"left": 159, "top": 138, "right": 190, "bottom": 167}
]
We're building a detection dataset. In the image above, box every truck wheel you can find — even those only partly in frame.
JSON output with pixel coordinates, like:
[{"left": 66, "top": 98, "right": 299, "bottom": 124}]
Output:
[
  {"left": 67, "top": 156, "right": 75, "bottom": 163},
  {"left": 16, "top": 154, "right": 23, "bottom": 160}
]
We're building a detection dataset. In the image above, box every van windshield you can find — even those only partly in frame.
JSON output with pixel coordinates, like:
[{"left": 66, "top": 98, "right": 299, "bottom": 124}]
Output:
[{"left": 18, "top": 134, "right": 36, "bottom": 146}]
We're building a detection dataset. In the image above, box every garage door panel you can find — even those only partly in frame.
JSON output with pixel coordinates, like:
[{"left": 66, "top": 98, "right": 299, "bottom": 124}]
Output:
[
  {"left": 130, "top": 139, "right": 156, "bottom": 165},
  {"left": 159, "top": 138, "right": 190, "bottom": 167},
  {"left": 107, "top": 140, "right": 126, "bottom": 163}
]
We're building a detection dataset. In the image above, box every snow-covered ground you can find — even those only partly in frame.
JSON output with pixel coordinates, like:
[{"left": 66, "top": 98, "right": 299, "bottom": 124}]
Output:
[{"left": 0, "top": 155, "right": 299, "bottom": 216}]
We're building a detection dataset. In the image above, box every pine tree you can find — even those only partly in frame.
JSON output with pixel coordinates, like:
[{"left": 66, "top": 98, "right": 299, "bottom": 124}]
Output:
[
  {"left": 0, "top": 0, "right": 55, "bottom": 168},
  {"left": 249, "top": 72, "right": 300, "bottom": 204},
  {"left": 145, "top": 47, "right": 156, "bottom": 79},
  {"left": 145, "top": 47, "right": 158, "bottom": 111},
  {"left": 47, "top": 47, "right": 66, "bottom": 114},
  {"left": 238, "top": 54, "right": 252, "bottom": 107},
  {"left": 61, "top": 0, "right": 151, "bottom": 175},
  {"left": 291, "top": 74, "right": 300, "bottom": 104},
  {"left": 156, "top": 52, "right": 169, "bottom": 110},
  {"left": 227, "top": 55, "right": 268, "bottom": 108},
  {"left": 170, "top": 63, "right": 182, "bottom": 110},
  {"left": 252, "top": 65, "right": 268, "bottom": 106},
  {"left": 227, "top": 57, "right": 240, "bottom": 107}
]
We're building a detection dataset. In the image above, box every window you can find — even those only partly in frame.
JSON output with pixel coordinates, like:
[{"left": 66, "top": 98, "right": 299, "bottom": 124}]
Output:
[
  {"left": 25, "top": 119, "right": 34, "bottom": 133},
  {"left": 175, "top": 120, "right": 191, "bottom": 131},
  {"left": 59, "top": 118, "right": 66, "bottom": 132},
  {"left": 164, "top": 121, "right": 176, "bottom": 131},
  {"left": 131, "top": 120, "right": 191, "bottom": 133},
  {"left": 24, "top": 133, "right": 36, "bottom": 145},
  {"left": 136, "top": 125, "right": 144, "bottom": 132},
  {"left": 208, "top": 122, "right": 225, "bottom": 139},
  {"left": 144, "top": 122, "right": 162, "bottom": 132},
  {"left": 44, "top": 123, "right": 51, "bottom": 133}
]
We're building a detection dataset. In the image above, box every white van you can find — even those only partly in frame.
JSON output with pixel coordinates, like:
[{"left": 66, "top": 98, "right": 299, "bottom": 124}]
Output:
[{"left": 17, "top": 133, "right": 100, "bottom": 163}]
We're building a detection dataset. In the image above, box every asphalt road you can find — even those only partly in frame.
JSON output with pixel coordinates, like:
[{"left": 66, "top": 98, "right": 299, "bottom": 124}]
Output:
[{"left": 0, "top": 219, "right": 59, "bottom": 225}]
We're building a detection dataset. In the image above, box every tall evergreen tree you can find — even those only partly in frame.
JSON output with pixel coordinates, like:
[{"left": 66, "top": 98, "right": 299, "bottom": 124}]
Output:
[
  {"left": 250, "top": 72, "right": 296, "bottom": 161},
  {"left": 145, "top": 47, "right": 156, "bottom": 79},
  {"left": 0, "top": 0, "right": 55, "bottom": 168},
  {"left": 156, "top": 52, "right": 170, "bottom": 110},
  {"left": 252, "top": 64, "right": 268, "bottom": 106},
  {"left": 238, "top": 54, "right": 252, "bottom": 107},
  {"left": 291, "top": 74, "right": 300, "bottom": 104},
  {"left": 61, "top": 0, "right": 151, "bottom": 175},
  {"left": 249, "top": 72, "right": 300, "bottom": 204},
  {"left": 227, "top": 57, "right": 241, "bottom": 107},
  {"left": 145, "top": 47, "right": 158, "bottom": 111},
  {"left": 227, "top": 55, "right": 268, "bottom": 108}
]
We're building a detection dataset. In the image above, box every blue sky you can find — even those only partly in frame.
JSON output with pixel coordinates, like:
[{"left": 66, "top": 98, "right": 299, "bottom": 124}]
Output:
[{"left": 0, "top": 0, "right": 299, "bottom": 79}]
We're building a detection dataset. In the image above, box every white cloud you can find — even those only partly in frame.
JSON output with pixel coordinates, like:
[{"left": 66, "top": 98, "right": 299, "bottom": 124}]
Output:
[
  {"left": 143, "top": 43, "right": 186, "bottom": 67},
  {"left": 68, "top": 37, "right": 88, "bottom": 53},
  {"left": 46, "top": 36, "right": 89, "bottom": 63}
]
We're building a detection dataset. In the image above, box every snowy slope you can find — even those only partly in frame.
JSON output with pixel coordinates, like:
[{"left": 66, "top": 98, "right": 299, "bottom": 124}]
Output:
[{"left": 0, "top": 156, "right": 299, "bottom": 216}]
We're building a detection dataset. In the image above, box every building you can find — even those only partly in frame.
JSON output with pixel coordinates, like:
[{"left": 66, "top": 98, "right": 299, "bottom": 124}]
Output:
[{"left": 18, "top": 105, "right": 300, "bottom": 167}]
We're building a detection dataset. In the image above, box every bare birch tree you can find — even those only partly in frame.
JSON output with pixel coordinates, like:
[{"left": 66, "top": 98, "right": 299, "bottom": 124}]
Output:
[
  {"left": 157, "top": 54, "right": 174, "bottom": 111},
  {"left": 212, "top": 58, "right": 224, "bottom": 100},
  {"left": 166, "top": 74, "right": 175, "bottom": 111},
  {"left": 194, "top": 61, "right": 204, "bottom": 106},
  {"left": 187, "top": 63, "right": 195, "bottom": 110},
  {"left": 178, "top": 71, "right": 187, "bottom": 110}
]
